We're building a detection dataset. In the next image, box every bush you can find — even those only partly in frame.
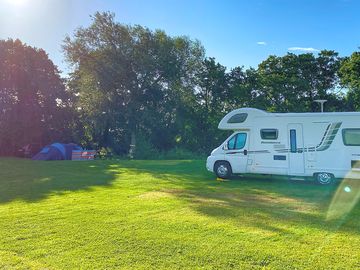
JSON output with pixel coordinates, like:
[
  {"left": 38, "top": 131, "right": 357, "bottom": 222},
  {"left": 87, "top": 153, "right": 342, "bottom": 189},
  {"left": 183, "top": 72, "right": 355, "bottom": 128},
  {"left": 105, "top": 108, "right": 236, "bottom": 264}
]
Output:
[
  {"left": 96, "top": 134, "right": 206, "bottom": 160},
  {"left": 96, "top": 147, "right": 114, "bottom": 159},
  {"left": 158, "top": 147, "right": 205, "bottom": 160},
  {"left": 133, "top": 135, "right": 160, "bottom": 160}
]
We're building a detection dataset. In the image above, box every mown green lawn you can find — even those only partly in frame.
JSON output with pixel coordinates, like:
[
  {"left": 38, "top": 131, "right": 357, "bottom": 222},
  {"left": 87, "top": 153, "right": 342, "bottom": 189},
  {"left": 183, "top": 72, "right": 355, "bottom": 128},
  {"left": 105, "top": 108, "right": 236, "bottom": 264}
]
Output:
[{"left": 0, "top": 158, "right": 359, "bottom": 269}]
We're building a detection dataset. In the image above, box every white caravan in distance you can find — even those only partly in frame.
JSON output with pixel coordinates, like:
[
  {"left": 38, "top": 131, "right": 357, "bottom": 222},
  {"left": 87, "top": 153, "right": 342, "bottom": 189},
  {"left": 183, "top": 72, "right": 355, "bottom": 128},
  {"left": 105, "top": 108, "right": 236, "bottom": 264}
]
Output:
[{"left": 206, "top": 108, "right": 360, "bottom": 185}]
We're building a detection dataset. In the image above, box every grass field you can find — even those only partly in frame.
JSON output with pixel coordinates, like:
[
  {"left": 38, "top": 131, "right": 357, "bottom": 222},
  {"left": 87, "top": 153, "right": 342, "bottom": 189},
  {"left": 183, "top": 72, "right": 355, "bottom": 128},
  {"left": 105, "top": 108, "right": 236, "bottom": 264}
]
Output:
[{"left": 0, "top": 158, "right": 359, "bottom": 269}]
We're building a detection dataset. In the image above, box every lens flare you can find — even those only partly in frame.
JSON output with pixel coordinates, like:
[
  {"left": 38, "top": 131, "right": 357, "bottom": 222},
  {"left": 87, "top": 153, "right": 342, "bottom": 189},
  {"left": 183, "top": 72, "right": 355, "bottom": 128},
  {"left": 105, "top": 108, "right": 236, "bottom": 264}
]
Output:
[{"left": 327, "top": 177, "right": 360, "bottom": 220}]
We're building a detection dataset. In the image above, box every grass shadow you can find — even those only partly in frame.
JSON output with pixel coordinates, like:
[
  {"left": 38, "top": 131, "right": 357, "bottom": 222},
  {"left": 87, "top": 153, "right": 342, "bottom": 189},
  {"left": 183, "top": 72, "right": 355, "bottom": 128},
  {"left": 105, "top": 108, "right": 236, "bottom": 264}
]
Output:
[
  {"left": 0, "top": 158, "right": 119, "bottom": 204},
  {"left": 0, "top": 158, "right": 358, "bottom": 235},
  {"left": 112, "top": 160, "right": 359, "bottom": 235}
]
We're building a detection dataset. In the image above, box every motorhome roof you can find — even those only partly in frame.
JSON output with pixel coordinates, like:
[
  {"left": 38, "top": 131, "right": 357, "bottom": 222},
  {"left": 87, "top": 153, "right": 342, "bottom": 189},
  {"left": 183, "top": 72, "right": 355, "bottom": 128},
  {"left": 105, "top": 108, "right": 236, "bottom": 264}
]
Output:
[
  {"left": 218, "top": 107, "right": 360, "bottom": 130},
  {"left": 273, "top": 111, "right": 360, "bottom": 117},
  {"left": 234, "top": 107, "right": 360, "bottom": 117}
]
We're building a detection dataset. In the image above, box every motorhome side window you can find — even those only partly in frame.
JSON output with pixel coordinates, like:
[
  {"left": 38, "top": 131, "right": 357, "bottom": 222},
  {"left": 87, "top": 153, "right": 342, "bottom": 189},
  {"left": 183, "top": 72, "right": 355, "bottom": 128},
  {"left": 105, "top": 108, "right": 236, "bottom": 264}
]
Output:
[
  {"left": 260, "top": 129, "right": 278, "bottom": 140},
  {"left": 342, "top": 129, "right": 360, "bottom": 146},
  {"left": 227, "top": 113, "right": 248, "bottom": 123},
  {"left": 227, "top": 133, "right": 247, "bottom": 150},
  {"left": 290, "top": 129, "right": 297, "bottom": 153}
]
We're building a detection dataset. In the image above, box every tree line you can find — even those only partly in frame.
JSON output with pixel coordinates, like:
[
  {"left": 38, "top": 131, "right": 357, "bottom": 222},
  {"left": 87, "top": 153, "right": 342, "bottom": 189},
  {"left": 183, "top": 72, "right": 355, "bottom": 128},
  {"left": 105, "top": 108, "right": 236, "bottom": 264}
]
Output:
[{"left": 1, "top": 12, "right": 360, "bottom": 158}]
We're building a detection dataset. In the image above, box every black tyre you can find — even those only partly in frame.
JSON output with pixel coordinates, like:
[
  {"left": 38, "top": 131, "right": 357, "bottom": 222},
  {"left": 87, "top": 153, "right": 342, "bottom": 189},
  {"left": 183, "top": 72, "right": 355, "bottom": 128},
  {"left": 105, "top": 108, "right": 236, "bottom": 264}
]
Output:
[
  {"left": 214, "top": 161, "right": 232, "bottom": 179},
  {"left": 315, "top": 172, "right": 334, "bottom": 185}
]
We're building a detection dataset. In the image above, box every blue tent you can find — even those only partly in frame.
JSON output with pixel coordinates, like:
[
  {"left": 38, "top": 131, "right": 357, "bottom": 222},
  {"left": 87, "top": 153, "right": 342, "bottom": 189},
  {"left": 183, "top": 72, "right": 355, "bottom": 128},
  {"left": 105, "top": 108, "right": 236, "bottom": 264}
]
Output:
[{"left": 32, "top": 143, "right": 82, "bottom": 161}]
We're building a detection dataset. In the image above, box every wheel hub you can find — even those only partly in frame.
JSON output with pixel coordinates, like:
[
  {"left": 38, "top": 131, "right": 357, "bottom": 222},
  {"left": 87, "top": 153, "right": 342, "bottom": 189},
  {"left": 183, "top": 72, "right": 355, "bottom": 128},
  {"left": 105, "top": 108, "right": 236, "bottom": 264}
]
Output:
[
  {"left": 318, "top": 173, "right": 331, "bottom": 184},
  {"left": 217, "top": 165, "right": 228, "bottom": 176}
]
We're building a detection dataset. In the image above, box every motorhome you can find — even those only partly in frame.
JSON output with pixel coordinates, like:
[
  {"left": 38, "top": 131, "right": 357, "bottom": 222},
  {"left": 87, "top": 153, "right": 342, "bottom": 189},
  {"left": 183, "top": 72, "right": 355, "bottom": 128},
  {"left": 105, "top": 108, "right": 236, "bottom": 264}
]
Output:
[{"left": 206, "top": 108, "right": 360, "bottom": 184}]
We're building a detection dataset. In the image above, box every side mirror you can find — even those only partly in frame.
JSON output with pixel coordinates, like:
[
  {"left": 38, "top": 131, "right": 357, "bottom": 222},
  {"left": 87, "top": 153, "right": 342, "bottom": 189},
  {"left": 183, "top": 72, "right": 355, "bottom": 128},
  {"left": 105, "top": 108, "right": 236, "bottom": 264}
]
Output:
[
  {"left": 244, "top": 149, "right": 248, "bottom": 156},
  {"left": 223, "top": 144, "right": 228, "bottom": 150}
]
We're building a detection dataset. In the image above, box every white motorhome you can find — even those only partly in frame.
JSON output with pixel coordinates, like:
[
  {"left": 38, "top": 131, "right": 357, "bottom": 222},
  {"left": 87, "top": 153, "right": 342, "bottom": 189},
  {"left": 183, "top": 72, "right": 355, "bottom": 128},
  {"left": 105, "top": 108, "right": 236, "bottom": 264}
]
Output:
[{"left": 206, "top": 108, "right": 360, "bottom": 184}]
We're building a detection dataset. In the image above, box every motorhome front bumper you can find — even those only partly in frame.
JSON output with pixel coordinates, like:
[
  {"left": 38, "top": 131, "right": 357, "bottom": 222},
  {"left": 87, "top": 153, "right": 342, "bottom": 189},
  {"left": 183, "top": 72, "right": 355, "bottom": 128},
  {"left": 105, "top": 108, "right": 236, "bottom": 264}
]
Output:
[{"left": 206, "top": 156, "right": 216, "bottom": 172}]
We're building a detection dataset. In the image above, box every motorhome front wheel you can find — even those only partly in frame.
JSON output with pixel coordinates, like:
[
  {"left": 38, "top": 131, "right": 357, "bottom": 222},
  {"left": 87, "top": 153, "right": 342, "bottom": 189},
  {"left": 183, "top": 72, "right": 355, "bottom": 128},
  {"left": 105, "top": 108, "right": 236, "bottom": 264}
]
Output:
[
  {"left": 315, "top": 173, "right": 334, "bottom": 185},
  {"left": 215, "top": 161, "right": 232, "bottom": 179}
]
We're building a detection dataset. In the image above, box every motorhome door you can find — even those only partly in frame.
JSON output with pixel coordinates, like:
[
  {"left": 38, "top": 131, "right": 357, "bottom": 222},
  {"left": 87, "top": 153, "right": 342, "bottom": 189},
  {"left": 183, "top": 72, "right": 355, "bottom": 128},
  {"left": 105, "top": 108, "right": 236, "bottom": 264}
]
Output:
[
  {"left": 224, "top": 132, "right": 249, "bottom": 173},
  {"left": 288, "top": 124, "right": 305, "bottom": 175}
]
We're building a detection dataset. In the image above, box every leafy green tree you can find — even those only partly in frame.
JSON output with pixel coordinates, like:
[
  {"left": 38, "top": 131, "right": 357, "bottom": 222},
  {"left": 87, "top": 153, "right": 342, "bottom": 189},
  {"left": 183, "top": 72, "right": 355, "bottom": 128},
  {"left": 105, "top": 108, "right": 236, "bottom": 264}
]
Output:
[
  {"left": 257, "top": 51, "right": 341, "bottom": 112},
  {"left": 339, "top": 51, "right": 360, "bottom": 110},
  {"left": 191, "top": 58, "right": 229, "bottom": 151},
  {"left": 227, "top": 67, "right": 267, "bottom": 109},
  {"left": 63, "top": 12, "right": 205, "bottom": 155},
  {"left": 196, "top": 58, "right": 228, "bottom": 113},
  {"left": 0, "top": 39, "right": 72, "bottom": 156}
]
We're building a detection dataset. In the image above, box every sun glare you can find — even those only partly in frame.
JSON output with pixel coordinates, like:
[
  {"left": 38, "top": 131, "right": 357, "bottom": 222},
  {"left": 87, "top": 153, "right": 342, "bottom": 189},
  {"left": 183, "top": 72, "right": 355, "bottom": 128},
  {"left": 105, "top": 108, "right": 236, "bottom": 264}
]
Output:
[{"left": 7, "top": 0, "right": 28, "bottom": 6}]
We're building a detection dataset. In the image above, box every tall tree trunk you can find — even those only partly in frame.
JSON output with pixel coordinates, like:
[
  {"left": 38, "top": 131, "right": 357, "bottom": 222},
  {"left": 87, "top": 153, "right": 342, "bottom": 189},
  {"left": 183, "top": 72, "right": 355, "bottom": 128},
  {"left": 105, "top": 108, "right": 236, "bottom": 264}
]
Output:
[{"left": 129, "top": 131, "right": 136, "bottom": 159}]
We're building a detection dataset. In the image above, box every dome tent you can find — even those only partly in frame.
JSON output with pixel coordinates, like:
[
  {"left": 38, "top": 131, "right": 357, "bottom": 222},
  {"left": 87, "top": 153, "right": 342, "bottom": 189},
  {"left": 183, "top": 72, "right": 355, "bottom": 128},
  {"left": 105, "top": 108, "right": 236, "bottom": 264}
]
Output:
[{"left": 32, "top": 143, "right": 83, "bottom": 161}]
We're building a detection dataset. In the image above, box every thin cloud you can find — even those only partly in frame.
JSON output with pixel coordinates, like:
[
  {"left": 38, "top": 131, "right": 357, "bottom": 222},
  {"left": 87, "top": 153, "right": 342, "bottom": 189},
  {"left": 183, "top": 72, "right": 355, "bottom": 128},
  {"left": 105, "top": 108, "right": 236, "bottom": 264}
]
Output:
[
  {"left": 257, "top": 41, "right": 267, "bottom": 45},
  {"left": 288, "top": 47, "right": 320, "bottom": 52}
]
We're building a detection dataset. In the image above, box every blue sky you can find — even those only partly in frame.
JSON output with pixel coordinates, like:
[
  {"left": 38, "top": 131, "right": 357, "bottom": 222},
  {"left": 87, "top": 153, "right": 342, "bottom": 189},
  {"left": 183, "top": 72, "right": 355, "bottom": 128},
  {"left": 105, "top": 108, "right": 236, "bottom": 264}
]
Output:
[{"left": 1, "top": 0, "right": 359, "bottom": 75}]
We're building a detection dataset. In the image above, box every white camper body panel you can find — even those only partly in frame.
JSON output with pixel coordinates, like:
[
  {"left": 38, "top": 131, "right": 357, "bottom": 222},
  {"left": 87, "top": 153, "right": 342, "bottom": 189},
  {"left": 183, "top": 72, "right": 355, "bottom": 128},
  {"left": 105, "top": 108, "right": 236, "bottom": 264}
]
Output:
[{"left": 206, "top": 108, "right": 360, "bottom": 180}]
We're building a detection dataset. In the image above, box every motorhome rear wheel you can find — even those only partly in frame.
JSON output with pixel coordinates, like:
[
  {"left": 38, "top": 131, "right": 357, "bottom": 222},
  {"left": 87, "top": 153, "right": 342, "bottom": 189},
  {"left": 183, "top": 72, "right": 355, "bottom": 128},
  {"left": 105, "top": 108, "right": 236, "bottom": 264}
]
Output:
[{"left": 315, "top": 172, "right": 334, "bottom": 185}]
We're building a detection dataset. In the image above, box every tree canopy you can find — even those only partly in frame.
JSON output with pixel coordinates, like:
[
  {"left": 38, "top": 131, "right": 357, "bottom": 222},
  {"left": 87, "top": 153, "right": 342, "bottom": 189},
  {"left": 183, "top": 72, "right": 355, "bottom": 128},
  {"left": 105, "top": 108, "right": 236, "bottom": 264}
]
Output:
[
  {"left": 63, "top": 12, "right": 205, "bottom": 155},
  {"left": 0, "top": 39, "right": 72, "bottom": 156},
  {"left": 1, "top": 12, "right": 359, "bottom": 157},
  {"left": 339, "top": 51, "right": 360, "bottom": 110}
]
